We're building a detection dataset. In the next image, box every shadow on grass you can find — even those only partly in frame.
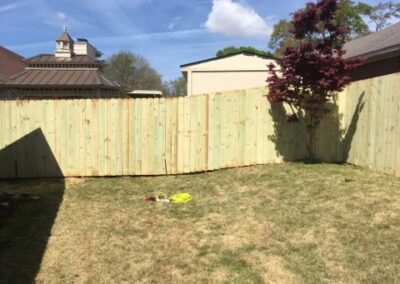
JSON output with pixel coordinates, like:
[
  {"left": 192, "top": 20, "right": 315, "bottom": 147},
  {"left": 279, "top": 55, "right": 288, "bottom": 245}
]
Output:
[
  {"left": 0, "top": 128, "right": 64, "bottom": 283},
  {"left": 269, "top": 92, "right": 365, "bottom": 163}
]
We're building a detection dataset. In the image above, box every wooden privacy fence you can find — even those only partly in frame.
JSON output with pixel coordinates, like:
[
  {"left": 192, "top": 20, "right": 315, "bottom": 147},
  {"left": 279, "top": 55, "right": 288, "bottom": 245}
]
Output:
[
  {"left": 1, "top": 89, "right": 325, "bottom": 178},
  {"left": 341, "top": 72, "right": 400, "bottom": 177},
  {"left": 1, "top": 72, "right": 398, "bottom": 178}
]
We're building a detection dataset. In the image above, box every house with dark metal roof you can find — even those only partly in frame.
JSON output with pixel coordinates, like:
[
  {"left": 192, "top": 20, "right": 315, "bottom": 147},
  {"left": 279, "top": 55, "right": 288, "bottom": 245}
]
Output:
[
  {"left": 0, "top": 46, "right": 25, "bottom": 82},
  {"left": 344, "top": 22, "right": 400, "bottom": 81},
  {"left": 2, "top": 28, "right": 126, "bottom": 99}
]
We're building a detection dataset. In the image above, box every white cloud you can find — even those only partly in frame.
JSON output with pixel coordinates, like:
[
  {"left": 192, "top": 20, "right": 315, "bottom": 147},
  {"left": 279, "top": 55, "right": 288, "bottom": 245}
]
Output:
[
  {"left": 167, "top": 17, "right": 182, "bottom": 30},
  {"left": 9, "top": 29, "right": 206, "bottom": 52},
  {"left": 45, "top": 11, "right": 67, "bottom": 26},
  {"left": 204, "top": 0, "right": 272, "bottom": 38},
  {"left": 81, "top": 0, "right": 149, "bottom": 35},
  {"left": 0, "top": 2, "right": 25, "bottom": 13},
  {"left": 92, "top": 29, "right": 206, "bottom": 46},
  {"left": 54, "top": 12, "right": 67, "bottom": 21}
]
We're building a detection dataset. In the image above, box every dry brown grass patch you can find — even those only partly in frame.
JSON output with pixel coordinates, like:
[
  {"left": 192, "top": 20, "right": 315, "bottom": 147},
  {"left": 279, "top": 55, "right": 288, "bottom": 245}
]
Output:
[
  {"left": 2, "top": 164, "right": 400, "bottom": 283},
  {"left": 244, "top": 252, "right": 297, "bottom": 283}
]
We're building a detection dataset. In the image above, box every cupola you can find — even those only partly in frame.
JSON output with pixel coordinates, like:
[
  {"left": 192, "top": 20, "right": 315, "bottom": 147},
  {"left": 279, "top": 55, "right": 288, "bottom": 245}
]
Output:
[{"left": 55, "top": 26, "right": 74, "bottom": 58}]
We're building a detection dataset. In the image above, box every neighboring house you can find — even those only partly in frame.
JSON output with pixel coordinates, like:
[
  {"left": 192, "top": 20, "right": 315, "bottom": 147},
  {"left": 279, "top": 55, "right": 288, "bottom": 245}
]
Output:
[
  {"left": 180, "top": 52, "right": 277, "bottom": 96},
  {"left": 0, "top": 46, "right": 25, "bottom": 82},
  {"left": 344, "top": 22, "right": 400, "bottom": 81},
  {"left": 2, "top": 28, "right": 126, "bottom": 99}
]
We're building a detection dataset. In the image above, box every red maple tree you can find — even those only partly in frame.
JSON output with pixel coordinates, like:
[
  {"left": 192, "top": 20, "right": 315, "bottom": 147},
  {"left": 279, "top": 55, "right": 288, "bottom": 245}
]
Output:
[{"left": 267, "top": 0, "right": 363, "bottom": 159}]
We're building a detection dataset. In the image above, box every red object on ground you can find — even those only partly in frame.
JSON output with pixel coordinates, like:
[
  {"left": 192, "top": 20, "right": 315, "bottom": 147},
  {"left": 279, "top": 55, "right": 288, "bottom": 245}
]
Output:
[{"left": 144, "top": 195, "right": 156, "bottom": 201}]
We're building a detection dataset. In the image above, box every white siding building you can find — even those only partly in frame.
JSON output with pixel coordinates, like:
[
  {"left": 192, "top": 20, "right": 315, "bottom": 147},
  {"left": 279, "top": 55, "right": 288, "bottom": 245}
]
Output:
[{"left": 180, "top": 52, "right": 277, "bottom": 96}]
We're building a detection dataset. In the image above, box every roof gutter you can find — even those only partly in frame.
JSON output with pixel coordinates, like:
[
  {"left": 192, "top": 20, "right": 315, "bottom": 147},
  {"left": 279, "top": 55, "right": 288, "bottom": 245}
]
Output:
[{"left": 346, "top": 44, "right": 400, "bottom": 63}]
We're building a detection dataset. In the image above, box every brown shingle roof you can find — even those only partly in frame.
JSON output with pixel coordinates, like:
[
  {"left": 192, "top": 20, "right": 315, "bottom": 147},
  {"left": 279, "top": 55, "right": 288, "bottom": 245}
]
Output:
[
  {"left": 8, "top": 69, "right": 124, "bottom": 88},
  {"left": 0, "top": 46, "right": 25, "bottom": 77},
  {"left": 344, "top": 22, "right": 400, "bottom": 59}
]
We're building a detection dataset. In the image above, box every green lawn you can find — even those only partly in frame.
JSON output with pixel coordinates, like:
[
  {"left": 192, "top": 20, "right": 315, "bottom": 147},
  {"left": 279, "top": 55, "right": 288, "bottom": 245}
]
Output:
[{"left": 1, "top": 163, "right": 400, "bottom": 283}]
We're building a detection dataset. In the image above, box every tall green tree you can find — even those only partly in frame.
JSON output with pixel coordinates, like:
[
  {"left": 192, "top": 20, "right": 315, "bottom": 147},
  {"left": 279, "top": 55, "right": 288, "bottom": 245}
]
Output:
[
  {"left": 95, "top": 48, "right": 103, "bottom": 58},
  {"left": 216, "top": 46, "right": 274, "bottom": 57},
  {"left": 163, "top": 77, "right": 187, "bottom": 97},
  {"left": 363, "top": 1, "right": 400, "bottom": 31},
  {"left": 104, "top": 51, "right": 164, "bottom": 91},
  {"left": 268, "top": 20, "right": 296, "bottom": 57},
  {"left": 269, "top": 0, "right": 371, "bottom": 56},
  {"left": 335, "top": 0, "right": 371, "bottom": 37}
]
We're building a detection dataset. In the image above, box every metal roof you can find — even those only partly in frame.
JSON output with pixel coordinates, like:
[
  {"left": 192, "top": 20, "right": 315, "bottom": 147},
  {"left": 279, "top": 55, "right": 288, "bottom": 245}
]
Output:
[
  {"left": 0, "top": 46, "right": 25, "bottom": 77},
  {"left": 180, "top": 51, "right": 276, "bottom": 68},
  {"left": 8, "top": 69, "right": 124, "bottom": 88},
  {"left": 57, "top": 31, "right": 74, "bottom": 42},
  {"left": 26, "top": 54, "right": 100, "bottom": 65},
  {"left": 344, "top": 22, "right": 400, "bottom": 59}
]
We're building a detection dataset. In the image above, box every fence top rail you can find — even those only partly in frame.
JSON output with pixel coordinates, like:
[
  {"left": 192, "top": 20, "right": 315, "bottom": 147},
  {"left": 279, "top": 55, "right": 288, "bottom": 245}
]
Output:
[{"left": 0, "top": 87, "right": 268, "bottom": 103}]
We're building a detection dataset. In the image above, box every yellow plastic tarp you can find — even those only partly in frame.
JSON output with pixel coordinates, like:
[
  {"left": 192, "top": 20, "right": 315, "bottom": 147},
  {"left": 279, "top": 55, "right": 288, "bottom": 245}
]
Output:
[{"left": 169, "top": 192, "right": 192, "bottom": 203}]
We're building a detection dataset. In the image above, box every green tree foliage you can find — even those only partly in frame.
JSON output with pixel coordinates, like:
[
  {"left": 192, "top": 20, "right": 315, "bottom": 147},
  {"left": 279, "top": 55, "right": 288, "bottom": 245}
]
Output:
[
  {"left": 268, "top": 20, "right": 296, "bottom": 57},
  {"left": 335, "top": 0, "right": 371, "bottom": 37},
  {"left": 363, "top": 1, "right": 400, "bottom": 31},
  {"left": 163, "top": 77, "right": 187, "bottom": 97},
  {"left": 95, "top": 48, "right": 103, "bottom": 58},
  {"left": 104, "top": 51, "right": 164, "bottom": 91},
  {"left": 216, "top": 46, "right": 274, "bottom": 58},
  {"left": 269, "top": 0, "right": 371, "bottom": 56}
]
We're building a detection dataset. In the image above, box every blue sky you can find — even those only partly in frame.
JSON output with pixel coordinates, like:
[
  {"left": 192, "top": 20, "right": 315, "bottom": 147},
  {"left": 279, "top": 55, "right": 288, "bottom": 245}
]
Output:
[{"left": 0, "top": 0, "right": 384, "bottom": 81}]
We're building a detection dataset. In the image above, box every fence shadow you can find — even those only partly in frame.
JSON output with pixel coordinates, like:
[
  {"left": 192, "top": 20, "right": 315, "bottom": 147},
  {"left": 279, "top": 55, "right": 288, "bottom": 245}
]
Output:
[
  {"left": 341, "top": 92, "right": 365, "bottom": 161},
  {"left": 0, "top": 128, "right": 64, "bottom": 283},
  {"left": 268, "top": 103, "right": 307, "bottom": 161},
  {"left": 269, "top": 93, "right": 365, "bottom": 162},
  {"left": 314, "top": 100, "right": 344, "bottom": 162}
]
